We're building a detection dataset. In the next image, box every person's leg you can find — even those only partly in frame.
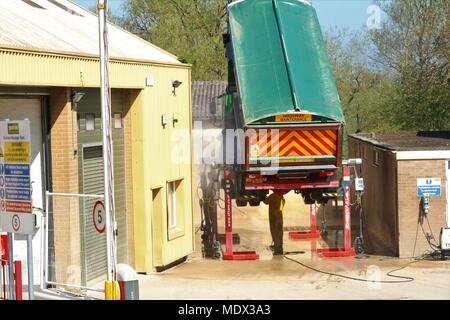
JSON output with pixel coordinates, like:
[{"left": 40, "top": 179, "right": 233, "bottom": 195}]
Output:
[
  {"left": 272, "top": 209, "right": 283, "bottom": 255},
  {"left": 268, "top": 198, "right": 284, "bottom": 255}
]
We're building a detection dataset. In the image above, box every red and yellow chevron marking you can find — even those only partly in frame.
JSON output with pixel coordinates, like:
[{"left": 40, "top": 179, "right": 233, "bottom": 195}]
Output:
[{"left": 249, "top": 129, "right": 337, "bottom": 158}]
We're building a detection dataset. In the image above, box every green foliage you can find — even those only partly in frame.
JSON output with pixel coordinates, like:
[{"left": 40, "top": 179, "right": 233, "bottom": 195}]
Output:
[
  {"left": 119, "top": 0, "right": 228, "bottom": 80},
  {"left": 324, "top": 29, "right": 398, "bottom": 134},
  {"left": 369, "top": 0, "right": 450, "bottom": 130},
  {"left": 115, "top": 0, "right": 448, "bottom": 131}
]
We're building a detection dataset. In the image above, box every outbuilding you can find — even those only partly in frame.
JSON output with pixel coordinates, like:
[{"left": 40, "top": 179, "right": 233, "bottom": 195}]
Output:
[
  {"left": 0, "top": 0, "right": 194, "bottom": 289},
  {"left": 348, "top": 131, "right": 449, "bottom": 257}
]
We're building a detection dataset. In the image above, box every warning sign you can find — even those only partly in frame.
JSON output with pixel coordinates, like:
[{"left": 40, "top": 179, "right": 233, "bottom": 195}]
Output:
[
  {"left": 4, "top": 141, "right": 30, "bottom": 163},
  {"left": 0, "top": 120, "right": 32, "bottom": 221},
  {"left": 275, "top": 114, "right": 313, "bottom": 122}
]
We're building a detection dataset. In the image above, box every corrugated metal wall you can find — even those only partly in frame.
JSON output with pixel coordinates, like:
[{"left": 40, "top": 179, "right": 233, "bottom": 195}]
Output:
[{"left": 192, "top": 81, "right": 227, "bottom": 121}]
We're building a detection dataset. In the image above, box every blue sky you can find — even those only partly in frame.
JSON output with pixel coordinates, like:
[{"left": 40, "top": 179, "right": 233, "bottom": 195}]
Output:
[{"left": 73, "top": 0, "right": 377, "bottom": 32}]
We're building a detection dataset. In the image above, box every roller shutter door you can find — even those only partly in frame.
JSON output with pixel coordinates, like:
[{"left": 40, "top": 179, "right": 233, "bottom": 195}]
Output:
[{"left": 81, "top": 145, "right": 107, "bottom": 285}]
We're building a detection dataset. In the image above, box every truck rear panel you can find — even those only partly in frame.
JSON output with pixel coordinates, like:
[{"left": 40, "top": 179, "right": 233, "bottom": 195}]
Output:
[{"left": 246, "top": 124, "right": 342, "bottom": 171}]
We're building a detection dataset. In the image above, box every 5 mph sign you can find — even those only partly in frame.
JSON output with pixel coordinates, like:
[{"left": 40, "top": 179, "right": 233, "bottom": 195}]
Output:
[
  {"left": 93, "top": 200, "right": 106, "bottom": 233},
  {"left": 0, "top": 212, "right": 34, "bottom": 235}
]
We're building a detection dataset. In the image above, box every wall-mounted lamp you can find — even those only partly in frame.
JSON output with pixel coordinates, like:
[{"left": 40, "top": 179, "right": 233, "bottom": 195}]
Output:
[
  {"left": 172, "top": 80, "right": 183, "bottom": 96},
  {"left": 71, "top": 91, "right": 85, "bottom": 110}
]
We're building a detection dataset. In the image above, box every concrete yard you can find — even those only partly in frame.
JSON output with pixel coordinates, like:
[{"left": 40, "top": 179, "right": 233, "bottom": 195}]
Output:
[{"left": 136, "top": 191, "right": 450, "bottom": 300}]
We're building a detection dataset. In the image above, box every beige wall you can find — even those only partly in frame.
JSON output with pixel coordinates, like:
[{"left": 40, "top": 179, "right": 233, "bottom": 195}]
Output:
[
  {"left": 49, "top": 87, "right": 81, "bottom": 284},
  {"left": 397, "top": 160, "right": 447, "bottom": 257}
]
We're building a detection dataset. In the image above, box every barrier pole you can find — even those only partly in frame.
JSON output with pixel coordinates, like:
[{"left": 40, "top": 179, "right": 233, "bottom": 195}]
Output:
[
  {"left": 7, "top": 233, "right": 14, "bottom": 300},
  {"left": 27, "top": 234, "right": 34, "bottom": 300},
  {"left": 14, "top": 260, "right": 22, "bottom": 300}
]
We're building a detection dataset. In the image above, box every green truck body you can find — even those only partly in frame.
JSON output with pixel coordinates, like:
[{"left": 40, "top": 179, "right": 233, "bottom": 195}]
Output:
[
  {"left": 227, "top": 0, "right": 344, "bottom": 125},
  {"left": 224, "top": 0, "right": 344, "bottom": 205}
]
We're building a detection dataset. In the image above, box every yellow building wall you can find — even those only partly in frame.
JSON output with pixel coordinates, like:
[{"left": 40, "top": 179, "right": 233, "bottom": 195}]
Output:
[
  {"left": 132, "top": 66, "right": 194, "bottom": 272},
  {"left": 0, "top": 47, "right": 194, "bottom": 274}
]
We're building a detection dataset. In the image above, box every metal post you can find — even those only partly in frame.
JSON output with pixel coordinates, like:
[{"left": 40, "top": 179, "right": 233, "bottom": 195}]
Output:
[
  {"left": 43, "top": 192, "right": 49, "bottom": 288},
  {"left": 26, "top": 234, "right": 34, "bottom": 300},
  {"left": 223, "top": 169, "right": 258, "bottom": 261},
  {"left": 224, "top": 170, "right": 233, "bottom": 256},
  {"left": 14, "top": 260, "right": 22, "bottom": 300},
  {"left": 317, "top": 164, "right": 356, "bottom": 257},
  {"left": 7, "top": 233, "right": 14, "bottom": 300},
  {"left": 98, "top": 0, "right": 117, "bottom": 282},
  {"left": 343, "top": 166, "right": 352, "bottom": 250}
]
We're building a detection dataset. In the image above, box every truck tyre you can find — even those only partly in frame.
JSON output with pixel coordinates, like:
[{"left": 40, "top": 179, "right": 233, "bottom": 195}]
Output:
[
  {"left": 249, "top": 200, "right": 261, "bottom": 207},
  {"left": 303, "top": 193, "right": 315, "bottom": 205},
  {"left": 236, "top": 199, "right": 247, "bottom": 207}
]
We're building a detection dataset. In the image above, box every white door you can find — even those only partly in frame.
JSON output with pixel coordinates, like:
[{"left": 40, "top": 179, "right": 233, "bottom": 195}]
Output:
[{"left": 0, "top": 98, "right": 44, "bottom": 286}]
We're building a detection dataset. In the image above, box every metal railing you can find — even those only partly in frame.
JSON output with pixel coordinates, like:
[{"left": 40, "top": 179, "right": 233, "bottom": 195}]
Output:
[{"left": 43, "top": 192, "right": 105, "bottom": 294}]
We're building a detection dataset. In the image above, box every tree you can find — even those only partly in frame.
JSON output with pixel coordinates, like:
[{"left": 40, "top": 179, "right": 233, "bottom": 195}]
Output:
[
  {"left": 369, "top": 0, "right": 450, "bottom": 130},
  {"left": 119, "top": 0, "right": 228, "bottom": 80},
  {"left": 324, "top": 29, "right": 397, "bottom": 134}
]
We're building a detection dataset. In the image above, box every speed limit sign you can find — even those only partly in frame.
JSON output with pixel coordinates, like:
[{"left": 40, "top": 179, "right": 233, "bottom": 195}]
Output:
[{"left": 93, "top": 201, "right": 106, "bottom": 234}]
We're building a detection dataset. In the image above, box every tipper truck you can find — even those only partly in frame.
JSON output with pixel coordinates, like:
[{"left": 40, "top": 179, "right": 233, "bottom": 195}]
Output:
[{"left": 223, "top": 0, "right": 345, "bottom": 206}]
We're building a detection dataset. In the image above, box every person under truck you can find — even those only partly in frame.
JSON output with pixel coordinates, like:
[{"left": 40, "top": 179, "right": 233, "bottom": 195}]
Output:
[{"left": 263, "top": 190, "right": 290, "bottom": 255}]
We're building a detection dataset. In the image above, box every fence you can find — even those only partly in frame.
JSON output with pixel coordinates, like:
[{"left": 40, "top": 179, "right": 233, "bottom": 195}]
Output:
[{"left": 42, "top": 192, "right": 106, "bottom": 294}]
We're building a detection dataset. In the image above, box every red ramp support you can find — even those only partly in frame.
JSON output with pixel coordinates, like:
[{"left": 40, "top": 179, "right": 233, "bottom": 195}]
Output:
[
  {"left": 289, "top": 203, "right": 321, "bottom": 240},
  {"left": 317, "top": 166, "right": 356, "bottom": 257},
  {"left": 223, "top": 169, "right": 259, "bottom": 261}
]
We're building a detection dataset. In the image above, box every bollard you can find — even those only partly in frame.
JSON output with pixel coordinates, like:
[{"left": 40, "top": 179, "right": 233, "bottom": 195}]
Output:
[
  {"left": 14, "top": 261, "right": 22, "bottom": 300},
  {"left": 116, "top": 264, "right": 139, "bottom": 300}
]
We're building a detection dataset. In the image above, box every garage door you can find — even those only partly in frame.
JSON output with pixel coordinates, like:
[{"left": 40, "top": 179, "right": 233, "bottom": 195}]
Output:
[
  {"left": 81, "top": 145, "right": 107, "bottom": 285},
  {"left": 0, "top": 98, "right": 44, "bottom": 285}
]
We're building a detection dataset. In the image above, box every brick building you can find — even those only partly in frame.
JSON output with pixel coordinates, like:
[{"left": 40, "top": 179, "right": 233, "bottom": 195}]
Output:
[
  {"left": 0, "top": 0, "right": 194, "bottom": 289},
  {"left": 348, "top": 132, "right": 450, "bottom": 257}
]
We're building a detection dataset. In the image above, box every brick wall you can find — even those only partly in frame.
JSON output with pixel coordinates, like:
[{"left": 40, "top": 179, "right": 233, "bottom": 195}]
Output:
[
  {"left": 397, "top": 160, "right": 447, "bottom": 257},
  {"left": 348, "top": 138, "right": 399, "bottom": 256},
  {"left": 123, "top": 90, "right": 139, "bottom": 268},
  {"left": 49, "top": 88, "right": 81, "bottom": 284}
]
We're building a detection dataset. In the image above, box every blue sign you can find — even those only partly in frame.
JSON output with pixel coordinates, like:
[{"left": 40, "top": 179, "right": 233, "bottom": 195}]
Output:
[
  {"left": 417, "top": 178, "right": 441, "bottom": 197},
  {"left": 4, "top": 164, "right": 30, "bottom": 176},
  {"left": 5, "top": 176, "right": 30, "bottom": 189},
  {"left": 5, "top": 188, "right": 31, "bottom": 201}
]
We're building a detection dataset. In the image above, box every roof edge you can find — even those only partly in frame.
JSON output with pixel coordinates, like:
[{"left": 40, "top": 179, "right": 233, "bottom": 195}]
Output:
[
  {"left": 348, "top": 133, "right": 397, "bottom": 151},
  {"left": 396, "top": 150, "right": 450, "bottom": 160},
  {"left": 66, "top": 0, "right": 181, "bottom": 63},
  {"left": 0, "top": 44, "right": 191, "bottom": 69}
]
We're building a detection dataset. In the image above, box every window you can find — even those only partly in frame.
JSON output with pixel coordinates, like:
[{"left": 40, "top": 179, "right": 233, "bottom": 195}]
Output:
[
  {"left": 355, "top": 143, "right": 361, "bottom": 158},
  {"left": 167, "top": 181, "right": 177, "bottom": 229},
  {"left": 373, "top": 149, "right": 381, "bottom": 166},
  {"left": 85, "top": 113, "right": 95, "bottom": 131},
  {"left": 166, "top": 179, "right": 185, "bottom": 240},
  {"left": 114, "top": 112, "right": 123, "bottom": 129}
]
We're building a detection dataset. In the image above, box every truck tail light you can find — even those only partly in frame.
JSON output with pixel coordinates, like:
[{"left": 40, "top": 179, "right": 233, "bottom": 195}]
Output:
[{"left": 319, "top": 171, "right": 335, "bottom": 177}]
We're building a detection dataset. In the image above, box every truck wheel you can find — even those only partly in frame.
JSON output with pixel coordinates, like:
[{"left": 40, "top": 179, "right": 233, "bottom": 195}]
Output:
[
  {"left": 303, "top": 193, "right": 315, "bottom": 205},
  {"left": 249, "top": 200, "right": 261, "bottom": 207},
  {"left": 236, "top": 199, "right": 247, "bottom": 207}
]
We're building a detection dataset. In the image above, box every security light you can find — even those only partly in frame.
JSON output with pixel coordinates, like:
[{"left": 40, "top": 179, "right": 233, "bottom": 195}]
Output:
[
  {"left": 172, "top": 80, "right": 183, "bottom": 88},
  {"left": 172, "top": 80, "right": 183, "bottom": 95},
  {"left": 71, "top": 91, "right": 85, "bottom": 104}
]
